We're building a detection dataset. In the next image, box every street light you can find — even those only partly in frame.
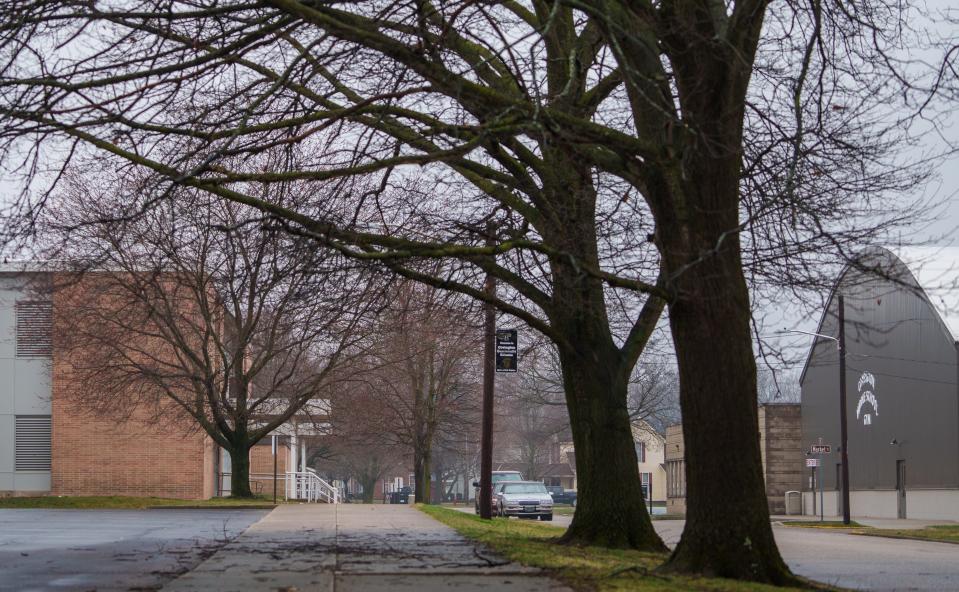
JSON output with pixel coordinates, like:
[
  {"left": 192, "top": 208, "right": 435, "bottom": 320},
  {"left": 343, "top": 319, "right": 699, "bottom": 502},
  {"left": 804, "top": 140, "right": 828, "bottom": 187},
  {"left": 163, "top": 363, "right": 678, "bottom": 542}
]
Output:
[{"left": 781, "top": 293, "right": 851, "bottom": 525}]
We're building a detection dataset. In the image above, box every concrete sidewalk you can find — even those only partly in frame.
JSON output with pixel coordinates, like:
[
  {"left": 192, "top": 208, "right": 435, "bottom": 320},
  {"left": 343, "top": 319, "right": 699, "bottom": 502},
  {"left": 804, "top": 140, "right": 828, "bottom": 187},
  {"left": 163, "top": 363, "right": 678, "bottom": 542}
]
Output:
[{"left": 163, "top": 504, "right": 572, "bottom": 591}]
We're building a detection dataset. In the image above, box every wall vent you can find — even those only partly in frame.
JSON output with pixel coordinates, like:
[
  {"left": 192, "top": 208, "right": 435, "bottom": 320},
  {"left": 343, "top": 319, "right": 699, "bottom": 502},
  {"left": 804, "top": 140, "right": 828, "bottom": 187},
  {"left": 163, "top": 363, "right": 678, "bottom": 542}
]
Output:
[
  {"left": 16, "top": 301, "right": 53, "bottom": 358},
  {"left": 15, "top": 415, "right": 52, "bottom": 471}
]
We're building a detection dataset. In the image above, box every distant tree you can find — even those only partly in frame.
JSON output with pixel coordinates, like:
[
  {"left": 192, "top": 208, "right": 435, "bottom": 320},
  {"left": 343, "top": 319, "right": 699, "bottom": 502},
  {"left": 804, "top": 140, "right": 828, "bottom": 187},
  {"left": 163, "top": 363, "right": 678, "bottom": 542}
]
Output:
[
  {"left": 46, "top": 177, "right": 382, "bottom": 497},
  {"left": 364, "top": 282, "right": 481, "bottom": 503}
]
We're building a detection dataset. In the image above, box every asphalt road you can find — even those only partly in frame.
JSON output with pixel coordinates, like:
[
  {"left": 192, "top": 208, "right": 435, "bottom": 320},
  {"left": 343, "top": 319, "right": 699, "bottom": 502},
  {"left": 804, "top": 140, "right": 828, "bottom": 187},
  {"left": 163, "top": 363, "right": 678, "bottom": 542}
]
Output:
[
  {"left": 452, "top": 507, "right": 959, "bottom": 591},
  {"left": 0, "top": 508, "right": 268, "bottom": 592}
]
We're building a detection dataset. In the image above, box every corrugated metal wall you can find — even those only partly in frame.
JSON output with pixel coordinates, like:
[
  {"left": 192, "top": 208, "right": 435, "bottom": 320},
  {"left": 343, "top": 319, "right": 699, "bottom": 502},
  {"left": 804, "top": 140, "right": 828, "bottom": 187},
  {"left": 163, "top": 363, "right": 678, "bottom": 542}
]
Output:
[{"left": 801, "top": 252, "right": 959, "bottom": 491}]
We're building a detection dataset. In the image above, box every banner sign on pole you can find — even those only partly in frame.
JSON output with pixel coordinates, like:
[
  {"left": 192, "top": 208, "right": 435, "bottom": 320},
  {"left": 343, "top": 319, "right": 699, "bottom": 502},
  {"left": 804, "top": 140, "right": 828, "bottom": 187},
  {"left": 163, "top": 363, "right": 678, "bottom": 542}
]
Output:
[{"left": 495, "top": 329, "right": 518, "bottom": 373}]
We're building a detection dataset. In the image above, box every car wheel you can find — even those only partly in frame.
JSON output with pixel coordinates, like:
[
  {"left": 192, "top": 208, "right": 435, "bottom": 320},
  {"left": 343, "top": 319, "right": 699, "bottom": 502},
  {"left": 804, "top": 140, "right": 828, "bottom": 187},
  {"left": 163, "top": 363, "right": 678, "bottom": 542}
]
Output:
[{"left": 540, "top": 514, "right": 553, "bottom": 521}]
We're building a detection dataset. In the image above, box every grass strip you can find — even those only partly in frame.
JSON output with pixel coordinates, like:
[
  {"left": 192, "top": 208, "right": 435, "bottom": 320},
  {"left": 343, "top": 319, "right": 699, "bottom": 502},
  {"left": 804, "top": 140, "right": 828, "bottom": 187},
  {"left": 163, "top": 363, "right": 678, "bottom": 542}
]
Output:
[
  {"left": 780, "top": 521, "right": 867, "bottom": 529},
  {"left": 0, "top": 495, "right": 276, "bottom": 509},
  {"left": 418, "top": 504, "right": 826, "bottom": 592},
  {"left": 859, "top": 524, "right": 959, "bottom": 544}
]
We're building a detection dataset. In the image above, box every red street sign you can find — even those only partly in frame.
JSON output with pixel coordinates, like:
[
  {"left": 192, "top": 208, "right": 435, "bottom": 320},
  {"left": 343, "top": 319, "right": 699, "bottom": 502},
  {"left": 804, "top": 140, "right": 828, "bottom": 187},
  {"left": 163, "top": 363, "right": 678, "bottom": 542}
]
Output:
[{"left": 811, "top": 444, "right": 831, "bottom": 454}]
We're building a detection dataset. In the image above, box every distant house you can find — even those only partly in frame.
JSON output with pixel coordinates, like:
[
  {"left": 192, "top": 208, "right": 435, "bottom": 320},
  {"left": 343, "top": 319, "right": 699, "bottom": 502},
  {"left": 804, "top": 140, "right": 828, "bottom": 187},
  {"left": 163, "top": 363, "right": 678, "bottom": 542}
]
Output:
[{"left": 633, "top": 425, "right": 667, "bottom": 504}]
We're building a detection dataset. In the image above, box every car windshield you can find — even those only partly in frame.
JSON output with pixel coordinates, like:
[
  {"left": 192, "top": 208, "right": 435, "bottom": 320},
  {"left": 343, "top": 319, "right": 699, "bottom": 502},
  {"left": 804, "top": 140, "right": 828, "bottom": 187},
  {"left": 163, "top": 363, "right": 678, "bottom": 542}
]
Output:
[
  {"left": 501, "top": 483, "right": 548, "bottom": 494},
  {"left": 491, "top": 473, "right": 522, "bottom": 483}
]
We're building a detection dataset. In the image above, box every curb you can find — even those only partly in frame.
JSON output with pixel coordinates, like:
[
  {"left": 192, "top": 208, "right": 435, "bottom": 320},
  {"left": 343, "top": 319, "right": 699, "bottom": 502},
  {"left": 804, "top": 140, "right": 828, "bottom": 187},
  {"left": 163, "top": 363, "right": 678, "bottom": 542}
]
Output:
[{"left": 146, "top": 505, "right": 277, "bottom": 510}]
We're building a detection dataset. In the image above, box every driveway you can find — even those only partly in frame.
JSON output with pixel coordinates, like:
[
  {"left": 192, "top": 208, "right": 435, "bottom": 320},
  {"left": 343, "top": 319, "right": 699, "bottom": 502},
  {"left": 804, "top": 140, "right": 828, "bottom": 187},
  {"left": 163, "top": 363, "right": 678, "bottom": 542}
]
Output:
[{"left": 0, "top": 508, "right": 268, "bottom": 592}]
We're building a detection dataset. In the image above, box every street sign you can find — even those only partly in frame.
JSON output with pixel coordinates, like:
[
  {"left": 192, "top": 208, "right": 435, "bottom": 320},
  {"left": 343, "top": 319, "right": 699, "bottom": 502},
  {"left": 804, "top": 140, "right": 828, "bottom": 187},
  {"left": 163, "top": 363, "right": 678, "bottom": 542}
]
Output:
[
  {"left": 495, "top": 329, "right": 518, "bottom": 372},
  {"left": 806, "top": 458, "right": 820, "bottom": 467},
  {"left": 810, "top": 444, "right": 831, "bottom": 454}
]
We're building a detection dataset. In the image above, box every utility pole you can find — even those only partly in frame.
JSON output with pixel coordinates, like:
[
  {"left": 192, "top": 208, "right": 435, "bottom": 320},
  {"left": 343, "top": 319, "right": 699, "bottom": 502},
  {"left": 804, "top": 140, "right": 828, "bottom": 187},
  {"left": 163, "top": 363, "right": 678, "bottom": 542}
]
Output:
[
  {"left": 479, "top": 228, "right": 496, "bottom": 520},
  {"left": 838, "top": 293, "right": 851, "bottom": 525}
]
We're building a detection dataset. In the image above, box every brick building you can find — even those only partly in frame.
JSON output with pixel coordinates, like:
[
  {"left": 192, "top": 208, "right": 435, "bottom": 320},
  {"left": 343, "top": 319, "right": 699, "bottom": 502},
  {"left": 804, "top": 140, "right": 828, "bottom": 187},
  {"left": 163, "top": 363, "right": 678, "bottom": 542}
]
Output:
[
  {"left": 665, "top": 403, "right": 803, "bottom": 515},
  {"left": 1, "top": 266, "right": 321, "bottom": 499}
]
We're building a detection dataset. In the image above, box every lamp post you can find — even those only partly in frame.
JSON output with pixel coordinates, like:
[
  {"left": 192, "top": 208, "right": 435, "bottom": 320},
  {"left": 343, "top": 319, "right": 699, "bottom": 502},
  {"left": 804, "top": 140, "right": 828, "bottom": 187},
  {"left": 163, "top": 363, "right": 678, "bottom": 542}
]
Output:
[{"left": 783, "top": 294, "right": 851, "bottom": 525}]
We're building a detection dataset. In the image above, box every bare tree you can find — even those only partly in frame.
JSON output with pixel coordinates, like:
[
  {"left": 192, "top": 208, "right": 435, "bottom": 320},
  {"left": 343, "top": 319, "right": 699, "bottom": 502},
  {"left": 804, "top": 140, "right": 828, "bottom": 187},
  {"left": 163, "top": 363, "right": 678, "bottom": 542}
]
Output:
[
  {"left": 47, "top": 177, "right": 382, "bottom": 497},
  {"left": 342, "top": 282, "right": 480, "bottom": 503},
  {"left": 0, "top": 1, "right": 941, "bottom": 578}
]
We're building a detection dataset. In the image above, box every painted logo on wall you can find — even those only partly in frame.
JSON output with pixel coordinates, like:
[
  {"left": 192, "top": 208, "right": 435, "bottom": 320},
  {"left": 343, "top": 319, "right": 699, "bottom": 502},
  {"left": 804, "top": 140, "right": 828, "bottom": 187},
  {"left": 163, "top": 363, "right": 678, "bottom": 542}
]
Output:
[{"left": 856, "top": 371, "right": 878, "bottom": 426}]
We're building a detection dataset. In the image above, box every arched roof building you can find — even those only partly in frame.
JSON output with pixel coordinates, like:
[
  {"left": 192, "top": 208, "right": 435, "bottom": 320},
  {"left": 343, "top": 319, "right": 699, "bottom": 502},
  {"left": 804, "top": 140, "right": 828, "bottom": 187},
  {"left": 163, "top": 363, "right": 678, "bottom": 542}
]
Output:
[{"left": 800, "top": 246, "right": 959, "bottom": 519}]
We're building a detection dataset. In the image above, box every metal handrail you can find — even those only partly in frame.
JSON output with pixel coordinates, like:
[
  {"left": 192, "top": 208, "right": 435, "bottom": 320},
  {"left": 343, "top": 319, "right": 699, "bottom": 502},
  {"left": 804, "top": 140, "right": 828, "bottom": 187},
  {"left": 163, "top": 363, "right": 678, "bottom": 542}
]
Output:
[{"left": 285, "top": 469, "right": 339, "bottom": 503}]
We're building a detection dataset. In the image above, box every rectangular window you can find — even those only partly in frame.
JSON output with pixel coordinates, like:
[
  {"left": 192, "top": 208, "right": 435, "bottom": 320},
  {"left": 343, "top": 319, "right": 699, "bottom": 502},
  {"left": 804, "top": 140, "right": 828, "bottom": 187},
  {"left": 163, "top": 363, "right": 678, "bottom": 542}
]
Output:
[
  {"left": 16, "top": 301, "right": 53, "bottom": 358},
  {"left": 15, "top": 415, "right": 52, "bottom": 471}
]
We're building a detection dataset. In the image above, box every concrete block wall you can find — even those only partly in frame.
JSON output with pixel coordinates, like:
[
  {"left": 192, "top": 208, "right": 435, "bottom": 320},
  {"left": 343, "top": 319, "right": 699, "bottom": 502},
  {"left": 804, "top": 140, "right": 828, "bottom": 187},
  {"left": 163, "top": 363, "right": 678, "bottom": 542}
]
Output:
[
  {"left": 759, "top": 404, "right": 803, "bottom": 514},
  {"left": 664, "top": 425, "right": 686, "bottom": 515}
]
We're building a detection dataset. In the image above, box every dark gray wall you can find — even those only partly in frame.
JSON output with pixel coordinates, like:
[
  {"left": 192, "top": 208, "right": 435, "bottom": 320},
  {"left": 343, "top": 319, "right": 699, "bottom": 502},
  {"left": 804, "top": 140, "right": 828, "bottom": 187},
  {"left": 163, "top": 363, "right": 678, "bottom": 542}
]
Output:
[{"left": 801, "top": 251, "right": 959, "bottom": 491}]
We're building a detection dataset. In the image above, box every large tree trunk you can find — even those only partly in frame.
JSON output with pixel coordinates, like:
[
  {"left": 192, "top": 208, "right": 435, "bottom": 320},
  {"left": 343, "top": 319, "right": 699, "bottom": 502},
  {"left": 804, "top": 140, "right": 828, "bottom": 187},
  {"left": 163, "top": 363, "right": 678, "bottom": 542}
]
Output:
[
  {"left": 540, "top": 151, "right": 664, "bottom": 552},
  {"left": 657, "top": 156, "right": 795, "bottom": 581},
  {"left": 229, "top": 443, "right": 254, "bottom": 498},
  {"left": 557, "top": 340, "right": 666, "bottom": 551}
]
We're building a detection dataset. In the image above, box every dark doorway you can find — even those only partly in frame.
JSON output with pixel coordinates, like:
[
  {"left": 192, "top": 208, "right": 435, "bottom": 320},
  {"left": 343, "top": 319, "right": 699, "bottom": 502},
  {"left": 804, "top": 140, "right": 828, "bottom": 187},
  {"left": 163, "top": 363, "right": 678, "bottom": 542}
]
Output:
[{"left": 896, "top": 460, "right": 907, "bottom": 519}]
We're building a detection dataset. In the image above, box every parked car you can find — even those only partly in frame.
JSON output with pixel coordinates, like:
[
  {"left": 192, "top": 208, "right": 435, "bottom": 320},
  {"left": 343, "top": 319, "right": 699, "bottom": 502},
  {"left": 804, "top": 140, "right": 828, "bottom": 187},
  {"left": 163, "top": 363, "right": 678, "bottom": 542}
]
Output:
[
  {"left": 545, "top": 485, "right": 577, "bottom": 506},
  {"left": 388, "top": 486, "right": 412, "bottom": 504},
  {"left": 495, "top": 481, "right": 553, "bottom": 520},
  {"left": 473, "top": 470, "right": 523, "bottom": 514}
]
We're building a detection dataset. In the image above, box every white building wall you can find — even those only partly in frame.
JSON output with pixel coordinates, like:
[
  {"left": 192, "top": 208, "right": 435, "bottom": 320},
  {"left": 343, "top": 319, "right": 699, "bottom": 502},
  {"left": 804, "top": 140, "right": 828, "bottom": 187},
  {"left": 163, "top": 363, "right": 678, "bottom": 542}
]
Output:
[
  {"left": 0, "top": 276, "right": 52, "bottom": 494},
  {"left": 897, "top": 490, "right": 959, "bottom": 520},
  {"left": 801, "top": 489, "right": 959, "bottom": 519}
]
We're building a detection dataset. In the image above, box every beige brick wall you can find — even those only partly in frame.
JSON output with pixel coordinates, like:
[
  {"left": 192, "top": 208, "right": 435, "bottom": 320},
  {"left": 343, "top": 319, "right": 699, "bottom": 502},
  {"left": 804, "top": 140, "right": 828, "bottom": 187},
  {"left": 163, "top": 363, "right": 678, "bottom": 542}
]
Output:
[
  {"left": 249, "top": 440, "right": 289, "bottom": 497},
  {"left": 50, "top": 272, "right": 214, "bottom": 500}
]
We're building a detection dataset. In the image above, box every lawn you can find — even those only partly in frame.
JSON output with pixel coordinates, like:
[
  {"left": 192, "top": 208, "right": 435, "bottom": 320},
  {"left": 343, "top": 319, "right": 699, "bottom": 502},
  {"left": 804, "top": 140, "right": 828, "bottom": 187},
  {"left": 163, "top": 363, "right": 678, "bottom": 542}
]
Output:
[
  {"left": 0, "top": 495, "right": 277, "bottom": 509},
  {"left": 418, "top": 505, "right": 829, "bottom": 592},
  {"left": 860, "top": 524, "right": 959, "bottom": 544}
]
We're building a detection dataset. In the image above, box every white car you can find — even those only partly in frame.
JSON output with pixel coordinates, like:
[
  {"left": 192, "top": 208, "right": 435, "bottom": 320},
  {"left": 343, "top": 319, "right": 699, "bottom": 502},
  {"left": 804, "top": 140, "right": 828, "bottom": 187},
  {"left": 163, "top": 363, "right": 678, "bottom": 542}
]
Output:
[{"left": 494, "top": 481, "right": 553, "bottom": 521}]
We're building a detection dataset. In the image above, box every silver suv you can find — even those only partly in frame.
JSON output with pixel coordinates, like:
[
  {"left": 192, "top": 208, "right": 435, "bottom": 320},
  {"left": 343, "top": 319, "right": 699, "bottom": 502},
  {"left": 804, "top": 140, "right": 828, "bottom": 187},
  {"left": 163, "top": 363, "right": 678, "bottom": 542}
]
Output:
[{"left": 494, "top": 481, "right": 553, "bottom": 521}]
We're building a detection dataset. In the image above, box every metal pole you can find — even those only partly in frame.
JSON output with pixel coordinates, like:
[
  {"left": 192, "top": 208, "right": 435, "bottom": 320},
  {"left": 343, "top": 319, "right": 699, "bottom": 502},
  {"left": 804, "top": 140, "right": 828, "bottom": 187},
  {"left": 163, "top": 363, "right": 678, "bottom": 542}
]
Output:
[
  {"left": 810, "top": 465, "right": 816, "bottom": 517},
  {"left": 272, "top": 436, "right": 278, "bottom": 504},
  {"left": 648, "top": 474, "right": 653, "bottom": 516},
  {"left": 838, "top": 293, "right": 851, "bottom": 525},
  {"left": 479, "top": 229, "right": 496, "bottom": 520},
  {"left": 819, "top": 463, "right": 824, "bottom": 521}
]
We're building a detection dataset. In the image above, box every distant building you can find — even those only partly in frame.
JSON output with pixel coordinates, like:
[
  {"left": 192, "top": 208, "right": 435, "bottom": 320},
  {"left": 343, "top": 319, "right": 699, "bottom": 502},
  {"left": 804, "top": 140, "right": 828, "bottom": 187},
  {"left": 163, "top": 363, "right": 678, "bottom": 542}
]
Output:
[
  {"left": 801, "top": 247, "right": 959, "bottom": 519},
  {"left": 0, "top": 267, "right": 325, "bottom": 499},
  {"left": 665, "top": 403, "right": 802, "bottom": 515}
]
